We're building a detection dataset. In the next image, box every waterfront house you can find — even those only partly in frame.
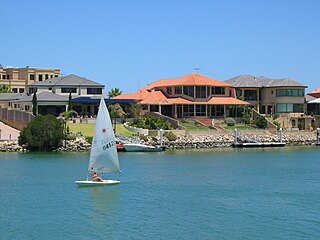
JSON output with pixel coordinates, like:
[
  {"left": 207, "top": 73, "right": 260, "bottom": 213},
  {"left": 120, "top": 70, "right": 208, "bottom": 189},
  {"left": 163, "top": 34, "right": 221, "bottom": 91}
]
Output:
[
  {"left": 0, "top": 65, "right": 60, "bottom": 93},
  {"left": 114, "top": 73, "right": 249, "bottom": 121}
]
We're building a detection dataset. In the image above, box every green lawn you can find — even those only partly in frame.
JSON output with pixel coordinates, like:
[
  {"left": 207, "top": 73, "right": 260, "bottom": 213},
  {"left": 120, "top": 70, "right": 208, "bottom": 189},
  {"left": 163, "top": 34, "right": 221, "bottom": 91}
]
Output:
[
  {"left": 222, "top": 124, "right": 257, "bottom": 130},
  {"left": 67, "top": 122, "right": 134, "bottom": 137}
]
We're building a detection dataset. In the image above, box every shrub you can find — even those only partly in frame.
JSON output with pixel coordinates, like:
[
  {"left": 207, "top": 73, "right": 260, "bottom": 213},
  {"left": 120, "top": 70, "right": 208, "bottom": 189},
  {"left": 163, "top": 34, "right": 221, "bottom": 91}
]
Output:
[
  {"left": 255, "top": 116, "right": 268, "bottom": 129},
  {"left": 139, "top": 135, "right": 148, "bottom": 142},
  {"left": 85, "top": 136, "right": 93, "bottom": 144},
  {"left": 130, "top": 115, "right": 172, "bottom": 130},
  {"left": 225, "top": 117, "right": 236, "bottom": 126},
  {"left": 66, "top": 134, "right": 77, "bottom": 140},
  {"left": 272, "top": 113, "right": 280, "bottom": 120},
  {"left": 18, "top": 115, "right": 64, "bottom": 151},
  {"left": 163, "top": 132, "right": 177, "bottom": 141},
  {"left": 273, "top": 121, "right": 281, "bottom": 130}
]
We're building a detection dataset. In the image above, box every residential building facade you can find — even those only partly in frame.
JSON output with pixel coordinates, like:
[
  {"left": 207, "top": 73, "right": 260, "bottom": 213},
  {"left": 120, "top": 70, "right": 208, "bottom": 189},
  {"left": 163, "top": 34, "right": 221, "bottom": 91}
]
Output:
[
  {"left": 114, "top": 73, "right": 249, "bottom": 119},
  {"left": 0, "top": 65, "right": 60, "bottom": 93},
  {"left": 225, "top": 75, "right": 307, "bottom": 115}
]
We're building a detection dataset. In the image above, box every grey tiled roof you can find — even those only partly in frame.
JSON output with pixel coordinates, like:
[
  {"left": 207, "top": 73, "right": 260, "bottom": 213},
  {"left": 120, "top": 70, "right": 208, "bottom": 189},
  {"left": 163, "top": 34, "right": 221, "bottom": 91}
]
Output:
[
  {"left": 16, "top": 91, "right": 68, "bottom": 102},
  {"left": 28, "top": 74, "right": 104, "bottom": 87},
  {"left": 225, "top": 75, "right": 307, "bottom": 88},
  {"left": 305, "top": 94, "right": 316, "bottom": 102},
  {"left": 0, "top": 93, "right": 26, "bottom": 101}
]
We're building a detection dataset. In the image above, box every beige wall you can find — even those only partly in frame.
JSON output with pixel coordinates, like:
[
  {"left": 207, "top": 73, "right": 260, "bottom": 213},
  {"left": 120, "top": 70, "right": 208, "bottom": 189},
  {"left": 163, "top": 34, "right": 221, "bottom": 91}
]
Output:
[{"left": 0, "top": 66, "right": 60, "bottom": 93}]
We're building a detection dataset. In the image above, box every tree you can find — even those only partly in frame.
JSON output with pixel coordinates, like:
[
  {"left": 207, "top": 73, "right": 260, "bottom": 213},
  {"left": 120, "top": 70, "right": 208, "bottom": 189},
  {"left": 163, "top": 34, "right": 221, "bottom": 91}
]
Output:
[
  {"left": 67, "top": 92, "right": 73, "bottom": 112},
  {"left": 255, "top": 115, "right": 268, "bottom": 129},
  {"left": 32, "top": 92, "right": 37, "bottom": 116},
  {"left": 108, "top": 88, "right": 122, "bottom": 98},
  {"left": 108, "top": 103, "right": 125, "bottom": 133},
  {"left": 18, "top": 115, "right": 64, "bottom": 151},
  {"left": 0, "top": 85, "right": 12, "bottom": 93}
]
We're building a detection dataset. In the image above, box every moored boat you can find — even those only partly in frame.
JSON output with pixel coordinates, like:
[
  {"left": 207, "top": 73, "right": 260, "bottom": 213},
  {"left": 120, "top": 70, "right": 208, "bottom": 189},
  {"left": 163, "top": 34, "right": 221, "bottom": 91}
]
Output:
[{"left": 123, "top": 143, "right": 165, "bottom": 152}]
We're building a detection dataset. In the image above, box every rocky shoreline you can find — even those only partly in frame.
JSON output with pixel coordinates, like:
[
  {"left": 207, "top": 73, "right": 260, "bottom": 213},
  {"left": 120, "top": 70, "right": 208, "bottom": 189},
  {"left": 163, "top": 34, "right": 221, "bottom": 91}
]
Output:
[{"left": 1, "top": 131, "right": 319, "bottom": 152}]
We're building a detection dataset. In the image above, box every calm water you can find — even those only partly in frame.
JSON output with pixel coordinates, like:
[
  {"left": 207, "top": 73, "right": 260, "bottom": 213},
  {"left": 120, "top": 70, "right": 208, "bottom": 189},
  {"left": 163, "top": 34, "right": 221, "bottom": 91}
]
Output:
[{"left": 1, "top": 147, "right": 320, "bottom": 240}]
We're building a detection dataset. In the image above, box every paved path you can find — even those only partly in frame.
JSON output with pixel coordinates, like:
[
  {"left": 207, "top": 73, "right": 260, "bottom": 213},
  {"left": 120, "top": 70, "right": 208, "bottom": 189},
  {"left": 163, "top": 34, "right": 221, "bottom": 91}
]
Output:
[{"left": 0, "top": 122, "right": 20, "bottom": 140}]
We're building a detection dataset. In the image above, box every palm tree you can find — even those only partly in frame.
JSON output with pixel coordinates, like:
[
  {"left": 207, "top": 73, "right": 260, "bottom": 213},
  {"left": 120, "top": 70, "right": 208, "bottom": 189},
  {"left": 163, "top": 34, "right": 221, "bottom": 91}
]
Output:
[
  {"left": 108, "top": 88, "right": 122, "bottom": 98},
  {"left": 108, "top": 103, "right": 125, "bottom": 133},
  {"left": 0, "top": 85, "right": 12, "bottom": 93}
]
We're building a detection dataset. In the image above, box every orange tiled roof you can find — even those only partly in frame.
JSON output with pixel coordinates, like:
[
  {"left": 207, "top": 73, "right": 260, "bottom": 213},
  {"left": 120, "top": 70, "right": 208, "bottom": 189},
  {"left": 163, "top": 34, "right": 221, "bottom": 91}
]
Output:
[
  {"left": 114, "top": 73, "right": 232, "bottom": 101},
  {"left": 137, "top": 90, "right": 249, "bottom": 105},
  {"left": 145, "top": 73, "right": 232, "bottom": 90},
  {"left": 308, "top": 88, "right": 320, "bottom": 94}
]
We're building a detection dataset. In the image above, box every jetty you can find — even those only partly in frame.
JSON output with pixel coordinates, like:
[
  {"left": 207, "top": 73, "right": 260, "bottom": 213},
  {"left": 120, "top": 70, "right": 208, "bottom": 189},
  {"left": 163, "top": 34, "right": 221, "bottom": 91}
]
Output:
[{"left": 232, "top": 128, "right": 286, "bottom": 148}]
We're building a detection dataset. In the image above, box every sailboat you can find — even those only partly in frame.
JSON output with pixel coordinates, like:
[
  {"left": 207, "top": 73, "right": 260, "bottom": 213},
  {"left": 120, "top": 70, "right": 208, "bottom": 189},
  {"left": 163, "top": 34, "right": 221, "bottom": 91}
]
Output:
[{"left": 75, "top": 97, "right": 121, "bottom": 186}]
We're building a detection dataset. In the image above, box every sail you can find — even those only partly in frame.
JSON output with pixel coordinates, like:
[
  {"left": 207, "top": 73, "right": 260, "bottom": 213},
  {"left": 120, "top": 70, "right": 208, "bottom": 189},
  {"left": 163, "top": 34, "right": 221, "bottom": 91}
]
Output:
[{"left": 88, "top": 97, "right": 120, "bottom": 173}]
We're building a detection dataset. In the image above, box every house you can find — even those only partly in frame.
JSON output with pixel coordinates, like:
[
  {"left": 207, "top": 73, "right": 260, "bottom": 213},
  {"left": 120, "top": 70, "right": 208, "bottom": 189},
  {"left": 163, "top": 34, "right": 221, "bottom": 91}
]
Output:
[
  {"left": 306, "top": 89, "right": 320, "bottom": 128},
  {"left": 0, "top": 65, "right": 60, "bottom": 93},
  {"left": 225, "top": 75, "right": 307, "bottom": 115},
  {"left": 225, "top": 75, "right": 308, "bottom": 129},
  {"left": 114, "top": 73, "right": 249, "bottom": 120},
  {"left": 0, "top": 74, "right": 135, "bottom": 117}
]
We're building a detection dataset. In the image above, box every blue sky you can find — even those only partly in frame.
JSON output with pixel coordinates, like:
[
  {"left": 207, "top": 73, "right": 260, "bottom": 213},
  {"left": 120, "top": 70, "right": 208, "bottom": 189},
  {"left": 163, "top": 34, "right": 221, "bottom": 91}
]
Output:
[{"left": 1, "top": 0, "right": 320, "bottom": 93}]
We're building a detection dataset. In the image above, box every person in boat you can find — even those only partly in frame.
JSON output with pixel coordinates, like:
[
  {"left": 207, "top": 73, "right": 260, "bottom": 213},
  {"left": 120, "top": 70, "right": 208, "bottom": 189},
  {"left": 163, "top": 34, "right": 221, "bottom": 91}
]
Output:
[{"left": 91, "top": 171, "right": 103, "bottom": 182}]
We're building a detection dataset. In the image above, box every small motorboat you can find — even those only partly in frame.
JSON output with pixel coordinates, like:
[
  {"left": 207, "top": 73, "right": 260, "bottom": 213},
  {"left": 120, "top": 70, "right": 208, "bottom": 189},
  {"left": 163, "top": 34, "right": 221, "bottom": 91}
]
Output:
[{"left": 123, "top": 143, "right": 165, "bottom": 152}]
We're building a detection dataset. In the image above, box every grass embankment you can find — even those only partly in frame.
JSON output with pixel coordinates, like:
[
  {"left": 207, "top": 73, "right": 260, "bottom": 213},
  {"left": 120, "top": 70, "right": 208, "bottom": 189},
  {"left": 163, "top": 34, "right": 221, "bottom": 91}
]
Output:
[{"left": 67, "top": 123, "right": 134, "bottom": 137}]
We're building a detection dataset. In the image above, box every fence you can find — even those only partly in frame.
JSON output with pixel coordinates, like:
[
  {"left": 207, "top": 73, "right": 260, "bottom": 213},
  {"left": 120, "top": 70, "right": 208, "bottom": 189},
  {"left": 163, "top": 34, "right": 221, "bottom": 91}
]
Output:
[{"left": 0, "top": 108, "right": 34, "bottom": 130}]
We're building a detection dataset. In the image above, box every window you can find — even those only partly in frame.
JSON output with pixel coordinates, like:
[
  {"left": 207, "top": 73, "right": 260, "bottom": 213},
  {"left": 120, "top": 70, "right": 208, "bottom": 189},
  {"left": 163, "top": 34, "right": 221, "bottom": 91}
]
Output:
[
  {"left": 19, "top": 88, "right": 24, "bottom": 93},
  {"left": 212, "top": 87, "right": 225, "bottom": 95},
  {"left": 175, "top": 86, "right": 182, "bottom": 94},
  {"left": 244, "top": 90, "right": 258, "bottom": 100},
  {"left": 12, "top": 88, "right": 18, "bottom": 93},
  {"left": 50, "top": 75, "right": 53, "bottom": 78},
  {"left": 7, "top": 75, "right": 9, "bottom": 79},
  {"left": 54, "top": 75, "right": 58, "bottom": 78},
  {"left": 29, "top": 88, "right": 37, "bottom": 94},
  {"left": 45, "top": 74, "right": 49, "bottom": 80},
  {"left": 38, "top": 74, "right": 43, "bottom": 81},
  {"left": 25, "top": 105, "right": 30, "bottom": 111},
  {"left": 195, "top": 86, "right": 207, "bottom": 98},
  {"left": 183, "top": 86, "right": 194, "bottom": 97},
  {"left": 183, "top": 105, "right": 194, "bottom": 117},
  {"left": 87, "top": 88, "right": 102, "bottom": 94},
  {"left": 166, "top": 87, "right": 172, "bottom": 95},
  {"left": 49, "top": 87, "right": 52, "bottom": 90},
  {"left": 29, "top": 74, "right": 35, "bottom": 80},
  {"left": 61, "top": 87, "right": 77, "bottom": 93},
  {"left": 195, "top": 105, "right": 206, "bottom": 116},
  {"left": 276, "top": 104, "right": 304, "bottom": 113},
  {"left": 276, "top": 89, "right": 304, "bottom": 97}
]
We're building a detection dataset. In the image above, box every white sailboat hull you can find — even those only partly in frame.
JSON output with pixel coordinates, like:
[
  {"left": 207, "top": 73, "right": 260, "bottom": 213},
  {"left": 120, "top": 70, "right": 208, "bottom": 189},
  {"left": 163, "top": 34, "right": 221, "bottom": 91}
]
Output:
[
  {"left": 124, "top": 143, "right": 165, "bottom": 152},
  {"left": 75, "top": 180, "right": 120, "bottom": 187}
]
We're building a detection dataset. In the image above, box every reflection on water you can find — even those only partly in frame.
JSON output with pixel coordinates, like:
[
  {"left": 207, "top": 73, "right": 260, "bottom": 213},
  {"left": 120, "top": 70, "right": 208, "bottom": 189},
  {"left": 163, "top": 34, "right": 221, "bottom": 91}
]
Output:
[{"left": 85, "top": 187, "right": 120, "bottom": 238}]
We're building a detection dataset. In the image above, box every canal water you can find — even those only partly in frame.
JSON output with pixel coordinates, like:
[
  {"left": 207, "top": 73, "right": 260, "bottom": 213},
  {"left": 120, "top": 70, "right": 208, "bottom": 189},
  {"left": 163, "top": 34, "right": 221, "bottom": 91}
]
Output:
[{"left": 0, "top": 147, "right": 319, "bottom": 239}]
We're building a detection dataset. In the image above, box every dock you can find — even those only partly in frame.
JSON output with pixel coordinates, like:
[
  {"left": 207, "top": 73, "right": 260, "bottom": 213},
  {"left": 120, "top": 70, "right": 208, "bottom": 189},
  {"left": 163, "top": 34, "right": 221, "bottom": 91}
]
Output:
[{"left": 233, "top": 142, "right": 286, "bottom": 148}]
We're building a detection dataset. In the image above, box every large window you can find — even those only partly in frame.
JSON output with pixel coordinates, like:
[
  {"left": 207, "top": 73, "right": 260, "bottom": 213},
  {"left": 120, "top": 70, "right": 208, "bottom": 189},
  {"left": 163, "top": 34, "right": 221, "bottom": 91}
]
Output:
[
  {"left": 29, "top": 87, "right": 37, "bottom": 94},
  {"left": 61, "top": 87, "right": 77, "bottom": 93},
  {"left": 244, "top": 90, "right": 258, "bottom": 100},
  {"left": 183, "top": 105, "right": 194, "bottom": 117},
  {"left": 195, "top": 105, "right": 206, "bottom": 116},
  {"left": 29, "top": 74, "right": 35, "bottom": 80},
  {"left": 38, "top": 74, "right": 43, "bottom": 81},
  {"left": 212, "top": 87, "right": 225, "bottom": 95},
  {"left": 196, "top": 86, "right": 207, "bottom": 98},
  {"left": 183, "top": 86, "right": 194, "bottom": 98},
  {"left": 175, "top": 86, "right": 182, "bottom": 94},
  {"left": 276, "top": 89, "right": 304, "bottom": 97},
  {"left": 276, "top": 103, "right": 304, "bottom": 113},
  {"left": 87, "top": 88, "right": 102, "bottom": 94},
  {"left": 166, "top": 87, "right": 172, "bottom": 95}
]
